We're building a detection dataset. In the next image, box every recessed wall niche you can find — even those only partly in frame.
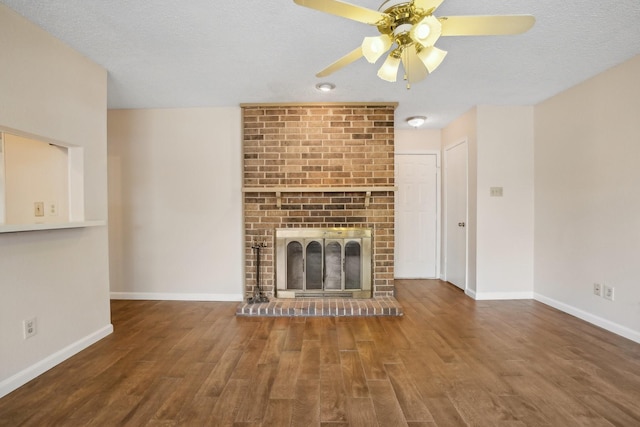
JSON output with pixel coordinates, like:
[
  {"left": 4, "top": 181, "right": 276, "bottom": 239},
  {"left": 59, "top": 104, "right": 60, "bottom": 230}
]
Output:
[{"left": 0, "top": 129, "right": 85, "bottom": 227}]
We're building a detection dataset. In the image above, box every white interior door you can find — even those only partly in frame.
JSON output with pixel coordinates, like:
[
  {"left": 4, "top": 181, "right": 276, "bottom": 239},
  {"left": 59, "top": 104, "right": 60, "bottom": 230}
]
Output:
[
  {"left": 444, "top": 141, "right": 467, "bottom": 290},
  {"left": 395, "top": 154, "right": 439, "bottom": 278}
]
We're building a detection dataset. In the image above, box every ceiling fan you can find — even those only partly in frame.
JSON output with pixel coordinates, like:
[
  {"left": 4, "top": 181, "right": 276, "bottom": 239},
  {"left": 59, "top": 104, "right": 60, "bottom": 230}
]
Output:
[{"left": 294, "top": 0, "right": 535, "bottom": 88}]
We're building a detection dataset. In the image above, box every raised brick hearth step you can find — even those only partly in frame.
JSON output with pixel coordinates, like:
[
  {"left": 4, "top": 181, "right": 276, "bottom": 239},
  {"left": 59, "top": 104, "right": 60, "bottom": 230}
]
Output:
[{"left": 236, "top": 297, "right": 403, "bottom": 317}]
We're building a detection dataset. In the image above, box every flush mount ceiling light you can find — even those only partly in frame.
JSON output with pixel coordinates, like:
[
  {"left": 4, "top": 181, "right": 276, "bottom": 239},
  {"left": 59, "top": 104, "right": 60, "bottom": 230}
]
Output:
[
  {"left": 294, "top": 0, "right": 535, "bottom": 88},
  {"left": 406, "top": 116, "right": 427, "bottom": 127},
  {"left": 315, "top": 82, "right": 336, "bottom": 92}
]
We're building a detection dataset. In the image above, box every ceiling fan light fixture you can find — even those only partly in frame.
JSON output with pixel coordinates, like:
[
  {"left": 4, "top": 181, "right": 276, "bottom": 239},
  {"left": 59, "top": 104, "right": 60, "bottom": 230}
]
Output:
[
  {"left": 406, "top": 116, "right": 427, "bottom": 127},
  {"left": 410, "top": 15, "right": 442, "bottom": 47},
  {"left": 293, "top": 0, "right": 535, "bottom": 88},
  {"left": 362, "top": 34, "right": 392, "bottom": 63},
  {"left": 377, "top": 53, "right": 401, "bottom": 82},
  {"left": 415, "top": 22, "right": 430, "bottom": 39},
  {"left": 417, "top": 46, "right": 447, "bottom": 73},
  {"left": 315, "top": 82, "right": 336, "bottom": 92}
]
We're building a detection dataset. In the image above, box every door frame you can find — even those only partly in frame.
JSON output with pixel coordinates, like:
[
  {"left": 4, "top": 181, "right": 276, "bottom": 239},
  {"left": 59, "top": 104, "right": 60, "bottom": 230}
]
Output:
[
  {"left": 394, "top": 151, "right": 441, "bottom": 279},
  {"left": 442, "top": 139, "right": 468, "bottom": 290}
]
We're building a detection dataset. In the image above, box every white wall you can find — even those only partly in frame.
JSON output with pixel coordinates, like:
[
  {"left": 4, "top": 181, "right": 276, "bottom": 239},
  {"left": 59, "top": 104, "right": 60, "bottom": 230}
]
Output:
[
  {"left": 0, "top": 4, "right": 111, "bottom": 397},
  {"left": 534, "top": 55, "right": 640, "bottom": 342},
  {"left": 441, "top": 106, "right": 535, "bottom": 299},
  {"left": 108, "top": 108, "right": 243, "bottom": 300},
  {"left": 442, "top": 108, "right": 477, "bottom": 293},
  {"left": 395, "top": 129, "right": 441, "bottom": 153},
  {"left": 476, "top": 106, "right": 534, "bottom": 298}
]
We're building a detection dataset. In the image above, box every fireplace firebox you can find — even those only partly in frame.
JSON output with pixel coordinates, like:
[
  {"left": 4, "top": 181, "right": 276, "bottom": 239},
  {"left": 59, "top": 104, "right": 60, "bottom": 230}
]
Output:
[{"left": 275, "top": 228, "right": 372, "bottom": 298}]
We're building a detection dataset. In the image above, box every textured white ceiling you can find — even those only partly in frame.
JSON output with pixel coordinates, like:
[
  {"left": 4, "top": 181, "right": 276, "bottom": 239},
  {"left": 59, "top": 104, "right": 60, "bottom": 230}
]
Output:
[{"left": 2, "top": 0, "right": 640, "bottom": 128}]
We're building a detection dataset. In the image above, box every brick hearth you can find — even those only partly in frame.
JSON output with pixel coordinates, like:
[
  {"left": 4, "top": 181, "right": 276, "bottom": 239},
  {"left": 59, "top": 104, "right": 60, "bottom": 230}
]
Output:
[{"left": 236, "top": 296, "right": 403, "bottom": 317}]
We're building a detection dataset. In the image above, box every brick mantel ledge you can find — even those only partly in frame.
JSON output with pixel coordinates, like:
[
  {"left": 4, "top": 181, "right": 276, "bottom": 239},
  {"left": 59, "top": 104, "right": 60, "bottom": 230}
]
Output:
[{"left": 243, "top": 186, "right": 396, "bottom": 208}]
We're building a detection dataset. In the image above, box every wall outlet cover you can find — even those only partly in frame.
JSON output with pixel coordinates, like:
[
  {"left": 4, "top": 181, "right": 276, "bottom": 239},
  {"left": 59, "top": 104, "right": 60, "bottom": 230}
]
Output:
[
  {"left": 593, "top": 283, "right": 602, "bottom": 297},
  {"left": 23, "top": 317, "right": 37, "bottom": 339},
  {"left": 603, "top": 285, "right": 615, "bottom": 301},
  {"left": 48, "top": 201, "right": 58, "bottom": 216},
  {"left": 490, "top": 187, "right": 504, "bottom": 197}
]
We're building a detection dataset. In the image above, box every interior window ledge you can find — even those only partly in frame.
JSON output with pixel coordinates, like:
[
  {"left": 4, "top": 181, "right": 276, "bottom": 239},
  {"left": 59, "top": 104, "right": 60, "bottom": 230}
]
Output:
[{"left": 0, "top": 220, "right": 106, "bottom": 233}]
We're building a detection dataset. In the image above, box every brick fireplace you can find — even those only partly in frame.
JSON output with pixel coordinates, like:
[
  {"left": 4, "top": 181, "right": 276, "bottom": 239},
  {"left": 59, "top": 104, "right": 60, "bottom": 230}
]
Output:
[{"left": 241, "top": 103, "right": 397, "bottom": 302}]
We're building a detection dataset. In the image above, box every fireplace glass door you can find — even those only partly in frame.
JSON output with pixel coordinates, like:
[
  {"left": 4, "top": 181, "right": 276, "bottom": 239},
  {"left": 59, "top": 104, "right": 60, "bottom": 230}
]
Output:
[
  {"left": 285, "top": 238, "right": 362, "bottom": 292},
  {"left": 276, "top": 228, "right": 372, "bottom": 298}
]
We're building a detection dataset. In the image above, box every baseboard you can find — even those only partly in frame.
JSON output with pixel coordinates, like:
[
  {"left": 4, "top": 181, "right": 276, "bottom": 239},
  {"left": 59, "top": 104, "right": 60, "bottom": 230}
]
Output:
[
  {"left": 472, "top": 291, "right": 535, "bottom": 300},
  {"left": 535, "top": 293, "right": 640, "bottom": 344},
  {"left": 0, "top": 324, "right": 113, "bottom": 399},
  {"left": 110, "top": 292, "right": 243, "bottom": 302}
]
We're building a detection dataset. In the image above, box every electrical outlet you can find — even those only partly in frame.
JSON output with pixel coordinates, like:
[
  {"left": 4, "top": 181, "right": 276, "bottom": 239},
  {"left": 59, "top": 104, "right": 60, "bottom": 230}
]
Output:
[
  {"left": 34, "top": 202, "right": 44, "bottom": 217},
  {"left": 593, "top": 283, "right": 602, "bottom": 297},
  {"left": 48, "top": 201, "right": 58, "bottom": 216},
  {"left": 603, "top": 285, "right": 615, "bottom": 301},
  {"left": 23, "top": 317, "right": 37, "bottom": 339}
]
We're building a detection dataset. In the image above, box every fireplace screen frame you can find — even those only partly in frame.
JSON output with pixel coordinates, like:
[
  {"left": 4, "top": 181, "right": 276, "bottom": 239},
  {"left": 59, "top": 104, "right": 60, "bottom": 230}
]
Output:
[{"left": 275, "top": 228, "right": 372, "bottom": 298}]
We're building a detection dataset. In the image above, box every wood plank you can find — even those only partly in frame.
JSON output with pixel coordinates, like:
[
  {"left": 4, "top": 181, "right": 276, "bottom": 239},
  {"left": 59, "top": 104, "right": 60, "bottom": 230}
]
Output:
[
  {"left": 174, "top": 395, "right": 217, "bottom": 425},
  {"left": 229, "top": 337, "right": 267, "bottom": 380},
  {"left": 336, "top": 318, "right": 357, "bottom": 350},
  {"left": 356, "top": 341, "right": 387, "bottom": 380},
  {"left": 118, "top": 376, "right": 182, "bottom": 426},
  {"left": 269, "top": 351, "right": 301, "bottom": 399},
  {"left": 340, "top": 351, "right": 369, "bottom": 398},
  {"left": 304, "top": 317, "right": 324, "bottom": 341},
  {"left": 257, "top": 329, "right": 286, "bottom": 365},
  {"left": 262, "top": 398, "right": 293, "bottom": 427},
  {"left": 319, "top": 317, "right": 341, "bottom": 365},
  {"left": 298, "top": 339, "right": 321, "bottom": 380},
  {"left": 423, "top": 397, "right": 467, "bottom": 426},
  {"left": 207, "top": 379, "right": 249, "bottom": 425},
  {"left": 368, "top": 379, "right": 408, "bottom": 427},
  {"left": 319, "top": 364, "right": 348, "bottom": 423},
  {"left": 235, "top": 363, "right": 277, "bottom": 423},
  {"left": 196, "top": 348, "right": 243, "bottom": 397},
  {"left": 283, "top": 319, "right": 305, "bottom": 351},
  {"left": 347, "top": 397, "right": 379, "bottom": 427},
  {"left": 291, "top": 379, "right": 320, "bottom": 426},
  {"left": 384, "top": 363, "right": 434, "bottom": 423},
  {"left": 149, "top": 362, "right": 213, "bottom": 423}
]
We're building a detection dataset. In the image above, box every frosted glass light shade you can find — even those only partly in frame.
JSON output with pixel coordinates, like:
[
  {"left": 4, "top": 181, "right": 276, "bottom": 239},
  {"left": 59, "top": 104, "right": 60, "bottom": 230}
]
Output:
[
  {"left": 315, "top": 82, "right": 336, "bottom": 92},
  {"left": 415, "top": 23, "right": 430, "bottom": 40},
  {"left": 410, "top": 15, "right": 442, "bottom": 47},
  {"left": 377, "top": 53, "right": 401, "bottom": 82},
  {"left": 417, "top": 46, "right": 447, "bottom": 73},
  {"left": 361, "top": 34, "right": 392, "bottom": 63},
  {"left": 406, "top": 116, "right": 427, "bottom": 127}
]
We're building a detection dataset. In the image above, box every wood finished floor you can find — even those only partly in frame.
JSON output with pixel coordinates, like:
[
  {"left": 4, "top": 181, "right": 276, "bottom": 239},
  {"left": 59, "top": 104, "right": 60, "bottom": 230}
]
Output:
[{"left": 1, "top": 280, "right": 640, "bottom": 426}]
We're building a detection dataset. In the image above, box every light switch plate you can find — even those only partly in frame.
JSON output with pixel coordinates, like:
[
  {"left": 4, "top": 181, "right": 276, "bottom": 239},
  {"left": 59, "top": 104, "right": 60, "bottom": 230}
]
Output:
[{"left": 34, "top": 202, "right": 44, "bottom": 217}]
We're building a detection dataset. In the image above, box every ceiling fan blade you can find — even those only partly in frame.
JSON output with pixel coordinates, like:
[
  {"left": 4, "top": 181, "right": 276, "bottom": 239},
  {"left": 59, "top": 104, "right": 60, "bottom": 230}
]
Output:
[
  {"left": 294, "top": 0, "right": 387, "bottom": 25},
  {"left": 439, "top": 15, "right": 535, "bottom": 36},
  {"left": 316, "top": 46, "right": 364, "bottom": 77},
  {"left": 413, "top": 0, "right": 445, "bottom": 14}
]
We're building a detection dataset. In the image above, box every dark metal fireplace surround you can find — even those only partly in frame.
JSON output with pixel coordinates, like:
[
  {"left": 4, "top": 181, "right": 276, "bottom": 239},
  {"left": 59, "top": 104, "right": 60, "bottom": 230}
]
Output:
[{"left": 238, "top": 103, "right": 402, "bottom": 316}]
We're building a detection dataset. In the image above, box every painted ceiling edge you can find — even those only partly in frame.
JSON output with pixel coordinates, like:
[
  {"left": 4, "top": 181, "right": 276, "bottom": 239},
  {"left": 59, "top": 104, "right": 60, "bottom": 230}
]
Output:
[{"left": 239, "top": 102, "right": 399, "bottom": 109}]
